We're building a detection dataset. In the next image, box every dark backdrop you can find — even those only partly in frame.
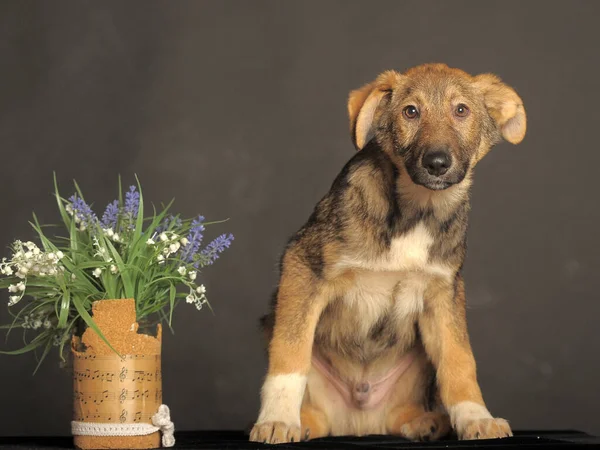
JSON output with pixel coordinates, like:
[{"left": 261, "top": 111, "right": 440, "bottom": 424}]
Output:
[{"left": 1, "top": 0, "right": 599, "bottom": 437}]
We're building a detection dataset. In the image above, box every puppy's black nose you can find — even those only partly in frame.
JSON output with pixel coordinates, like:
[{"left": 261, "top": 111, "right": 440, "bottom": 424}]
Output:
[{"left": 422, "top": 149, "right": 452, "bottom": 176}]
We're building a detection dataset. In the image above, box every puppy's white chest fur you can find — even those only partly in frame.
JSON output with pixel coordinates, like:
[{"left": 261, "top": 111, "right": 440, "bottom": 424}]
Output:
[
  {"left": 338, "top": 223, "right": 452, "bottom": 328},
  {"left": 382, "top": 223, "right": 433, "bottom": 272}
]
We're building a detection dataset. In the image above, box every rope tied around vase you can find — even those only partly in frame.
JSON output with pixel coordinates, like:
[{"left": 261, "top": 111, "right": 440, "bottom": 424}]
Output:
[{"left": 71, "top": 404, "right": 175, "bottom": 447}]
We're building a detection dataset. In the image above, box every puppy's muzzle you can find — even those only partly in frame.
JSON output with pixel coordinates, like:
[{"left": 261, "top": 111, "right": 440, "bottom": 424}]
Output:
[{"left": 422, "top": 148, "right": 452, "bottom": 177}]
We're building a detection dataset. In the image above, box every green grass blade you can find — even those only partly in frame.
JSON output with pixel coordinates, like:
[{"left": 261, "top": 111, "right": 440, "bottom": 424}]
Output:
[
  {"left": 168, "top": 283, "right": 175, "bottom": 327},
  {"left": 33, "top": 335, "right": 54, "bottom": 374},
  {"left": 132, "top": 174, "right": 144, "bottom": 245},
  {"left": 58, "top": 290, "right": 70, "bottom": 328},
  {"left": 53, "top": 172, "right": 72, "bottom": 228},
  {"left": 104, "top": 239, "right": 133, "bottom": 298}
]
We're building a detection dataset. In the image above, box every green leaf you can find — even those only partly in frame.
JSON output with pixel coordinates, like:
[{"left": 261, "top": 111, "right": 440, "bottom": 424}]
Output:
[
  {"left": 33, "top": 335, "right": 54, "bottom": 375},
  {"left": 132, "top": 174, "right": 144, "bottom": 246},
  {"left": 57, "top": 318, "right": 77, "bottom": 362},
  {"left": 127, "top": 199, "right": 174, "bottom": 266},
  {"left": 168, "top": 283, "right": 175, "bottom": 327},
  {"left": 69, "top": 212, "right": 78, "bottom": 256},
  {"left": 53, "top": 172, "right": 72, "bottom": 229},
  {"left": 104, "top": 239, "right": 133, "bottom": 299},
  {"left": 58, "top": 290, "right": 70, "bottom": 329},
  {"left": 117, "top": 175, "right": 124, "bottom": 233}
]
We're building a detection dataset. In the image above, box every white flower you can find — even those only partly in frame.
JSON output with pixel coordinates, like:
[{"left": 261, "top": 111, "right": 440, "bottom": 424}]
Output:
[
  {"left": 104, "top": 228, "right": 115, "bottom": 237},
  {"left": 157, "top": 255, "right": 165, "bottom": 264},
  {"left": 186, "top": 294, "right": 195, "bottom": 304},
  {"left": 71, "top": 273, "right": 77, "bottom": 280},
  {"left": 39, "top": 272, "right": 46, "bottom": 277},
  {"left": 170, "top": 233, "right": 179, "bottom": 241},
  {"left": 180, "top": 237, "right": 189, "bottom": 246},
  {"left": 162, "top": 247, "right": 170, "bottom": 255},
  {"left": 65, "top": 204, "right": 73, "bottom": 215},
  {"left": 16, "top": 271, "right": 26, "bottom": 279},
  {"left": 16, "top": 282, "right": 25, "bottom": 292},
  {"left": 48, "top": 252, "right": 56, "bottom": 260},
  {"left": 32, "top": 319, "right": 42, "bottom": 330},
  {"left": 169, "top": 242, "right": 180, "bottom": 253},
  {"left": 8, "top": 296, "right": 20, "bottom": 306},
  {"left": 43, "top": 320, "right": 52, "bottom": 329},
  {"left": 146, "top": 238, "right": 156, "bottom": 245},
  {"left": 24, "top": 251, "right": 33, "bottom": 259},
  {"left": 24, "top": 242, "right": 36, "bottom": 250},
  {"left": 160, "top": 233, "right": 168, "bottom": 242},
  {"left": 4, "top": 266, "right": 13, "bottom": 275},
  {"left": 177, "top": 266, "right": 187, "bottom": 276},
  {"left": 92, "top": 268, "right": 103, "bottom": 278},
  {"left": 56, "top": 251, "right": 64, "bottom": 260},
  {"left": 32, "top": 247, "right": 40, "bottom": 255},
  {"left": 19, "top": 267, "right": 29, "bottom": 275},
  {"left": 196, "top": 285, "right": 206, "bottom": 294},
  {"left": 110, "top": 265, "right": 118, "bottom": 274},
  {"left": 112, "top": 233, "right": 120, "bottom": 242},
  {"left": 188, "top": 271, "right": 197, "bottom": 281},
  {"left": 48, "top": 268, "right": 56, "bottom": 275},
  {"left": 8, "top": 284, "right": 18, "bottom": 293}
]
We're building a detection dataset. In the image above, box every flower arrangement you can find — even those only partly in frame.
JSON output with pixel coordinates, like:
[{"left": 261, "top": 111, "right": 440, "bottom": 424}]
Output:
[{"left": 0, "top": 175, "right": 233, "bottom": 370}]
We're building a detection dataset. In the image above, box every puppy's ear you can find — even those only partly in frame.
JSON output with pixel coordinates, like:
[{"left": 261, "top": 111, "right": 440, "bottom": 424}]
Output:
[
  {"left": 475, "top": 73, "right": 527, "bottom": 144},
  {"left": 348, "top": 70, "right": 401, "bottom": 150}
]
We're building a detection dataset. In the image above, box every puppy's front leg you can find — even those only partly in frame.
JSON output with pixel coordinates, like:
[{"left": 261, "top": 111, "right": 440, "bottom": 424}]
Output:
[
  {"left": 250, "top": 257, "right": 330, "bottom": 444},
  {"left": 419, "top": 276, "right": 512, "bottom": 440}
]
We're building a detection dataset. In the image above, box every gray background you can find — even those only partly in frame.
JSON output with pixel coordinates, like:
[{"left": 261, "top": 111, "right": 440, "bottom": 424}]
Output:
[{"left": 0, "top": 0, "right": 598, "bottom": 437}]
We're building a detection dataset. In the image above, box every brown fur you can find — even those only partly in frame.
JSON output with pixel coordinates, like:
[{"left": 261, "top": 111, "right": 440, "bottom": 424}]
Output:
[{"left": 250, "top": 63, "right": 526, "bottom": 443}]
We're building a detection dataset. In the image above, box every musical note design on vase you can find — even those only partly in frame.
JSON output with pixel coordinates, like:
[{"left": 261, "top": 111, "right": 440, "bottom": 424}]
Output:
[{"left": 73, "top": 351, "right": 162, "bottom": 424}]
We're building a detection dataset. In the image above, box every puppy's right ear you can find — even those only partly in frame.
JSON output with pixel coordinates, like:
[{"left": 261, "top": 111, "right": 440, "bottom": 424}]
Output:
[{"left": 348, "top": 70, "right": 401, "bottom": 150}]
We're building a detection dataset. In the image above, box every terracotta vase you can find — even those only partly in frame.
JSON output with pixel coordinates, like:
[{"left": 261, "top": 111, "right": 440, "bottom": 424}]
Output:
[{"left": 71, "top": 299, "right": 163, "bottom": 449}]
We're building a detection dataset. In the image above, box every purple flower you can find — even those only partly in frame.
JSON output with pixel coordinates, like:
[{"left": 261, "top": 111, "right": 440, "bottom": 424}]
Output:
[
  {"left": 101, "top": 200, "right": 119, "bottom": 229},
  {"left": 156, "top": 215, "right": 183, "bottom": 234},
  {"left": 125, "top": 186, "right": 140, "bottom": 218},
  {"left": 182, "top": 216, "right": 205, "bottom": 263},
  {"left": 200, "top": 233, "right": 234, "bottom": 265},
  {"left": 68, "top": 195, "right": 98, "bottom": 227}
]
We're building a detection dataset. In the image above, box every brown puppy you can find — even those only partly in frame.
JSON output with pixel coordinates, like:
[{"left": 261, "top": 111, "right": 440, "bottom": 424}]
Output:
[{"left": 250, "top": 63, "right": 526, "bottom": 444}]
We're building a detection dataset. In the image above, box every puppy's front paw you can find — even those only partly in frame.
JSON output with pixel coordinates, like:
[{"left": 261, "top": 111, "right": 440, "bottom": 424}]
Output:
[
  {"left": 459, "top": 417, "right": 512, "bottom": 440},
  {"left": 249, "top": 421, "right": 301, "bottom": 444}
]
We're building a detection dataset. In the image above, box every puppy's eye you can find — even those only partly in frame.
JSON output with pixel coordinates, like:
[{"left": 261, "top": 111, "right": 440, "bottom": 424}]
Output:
[
  {"left": 455, "top": 104, "right": 470, "bottom": 118},
  {"left": 403, "top": 105, "right": 419, "bottom": 119}
]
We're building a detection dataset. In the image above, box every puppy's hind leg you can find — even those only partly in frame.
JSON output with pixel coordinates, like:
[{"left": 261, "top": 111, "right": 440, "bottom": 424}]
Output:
[
  {"left": 300, "top": 404, "right": 330, "bottom": 441},
  {"left": 387, "top": 404, "right": 451, "bottom": 441}
]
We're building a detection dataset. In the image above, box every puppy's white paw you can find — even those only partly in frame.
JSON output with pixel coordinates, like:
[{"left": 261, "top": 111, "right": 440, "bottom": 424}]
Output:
[
  {"left": 251, "top": 374, "right": 306, "bottom": 443},
  {"left": 250, "top": 421, "right": 301, "bottom": 444},
  {"left": 458, "top": 417, "right": 512, "bottom": 440},
  {"left": 450, "top": 402, "right": 512, "bottom": 440}
]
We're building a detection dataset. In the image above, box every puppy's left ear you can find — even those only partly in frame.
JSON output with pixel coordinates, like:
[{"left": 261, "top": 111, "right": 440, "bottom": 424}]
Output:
[
  {"left": 348, "top": 70, "right": 402, "bottom": 150},
  {"left": 475, "top": 74, "right": 527, "bottom": 144}
]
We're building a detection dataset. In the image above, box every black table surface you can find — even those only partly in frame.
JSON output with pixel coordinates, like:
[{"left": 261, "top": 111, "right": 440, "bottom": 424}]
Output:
[{"left": 1, "top": 431, "right": 600, "bottom": 450}]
